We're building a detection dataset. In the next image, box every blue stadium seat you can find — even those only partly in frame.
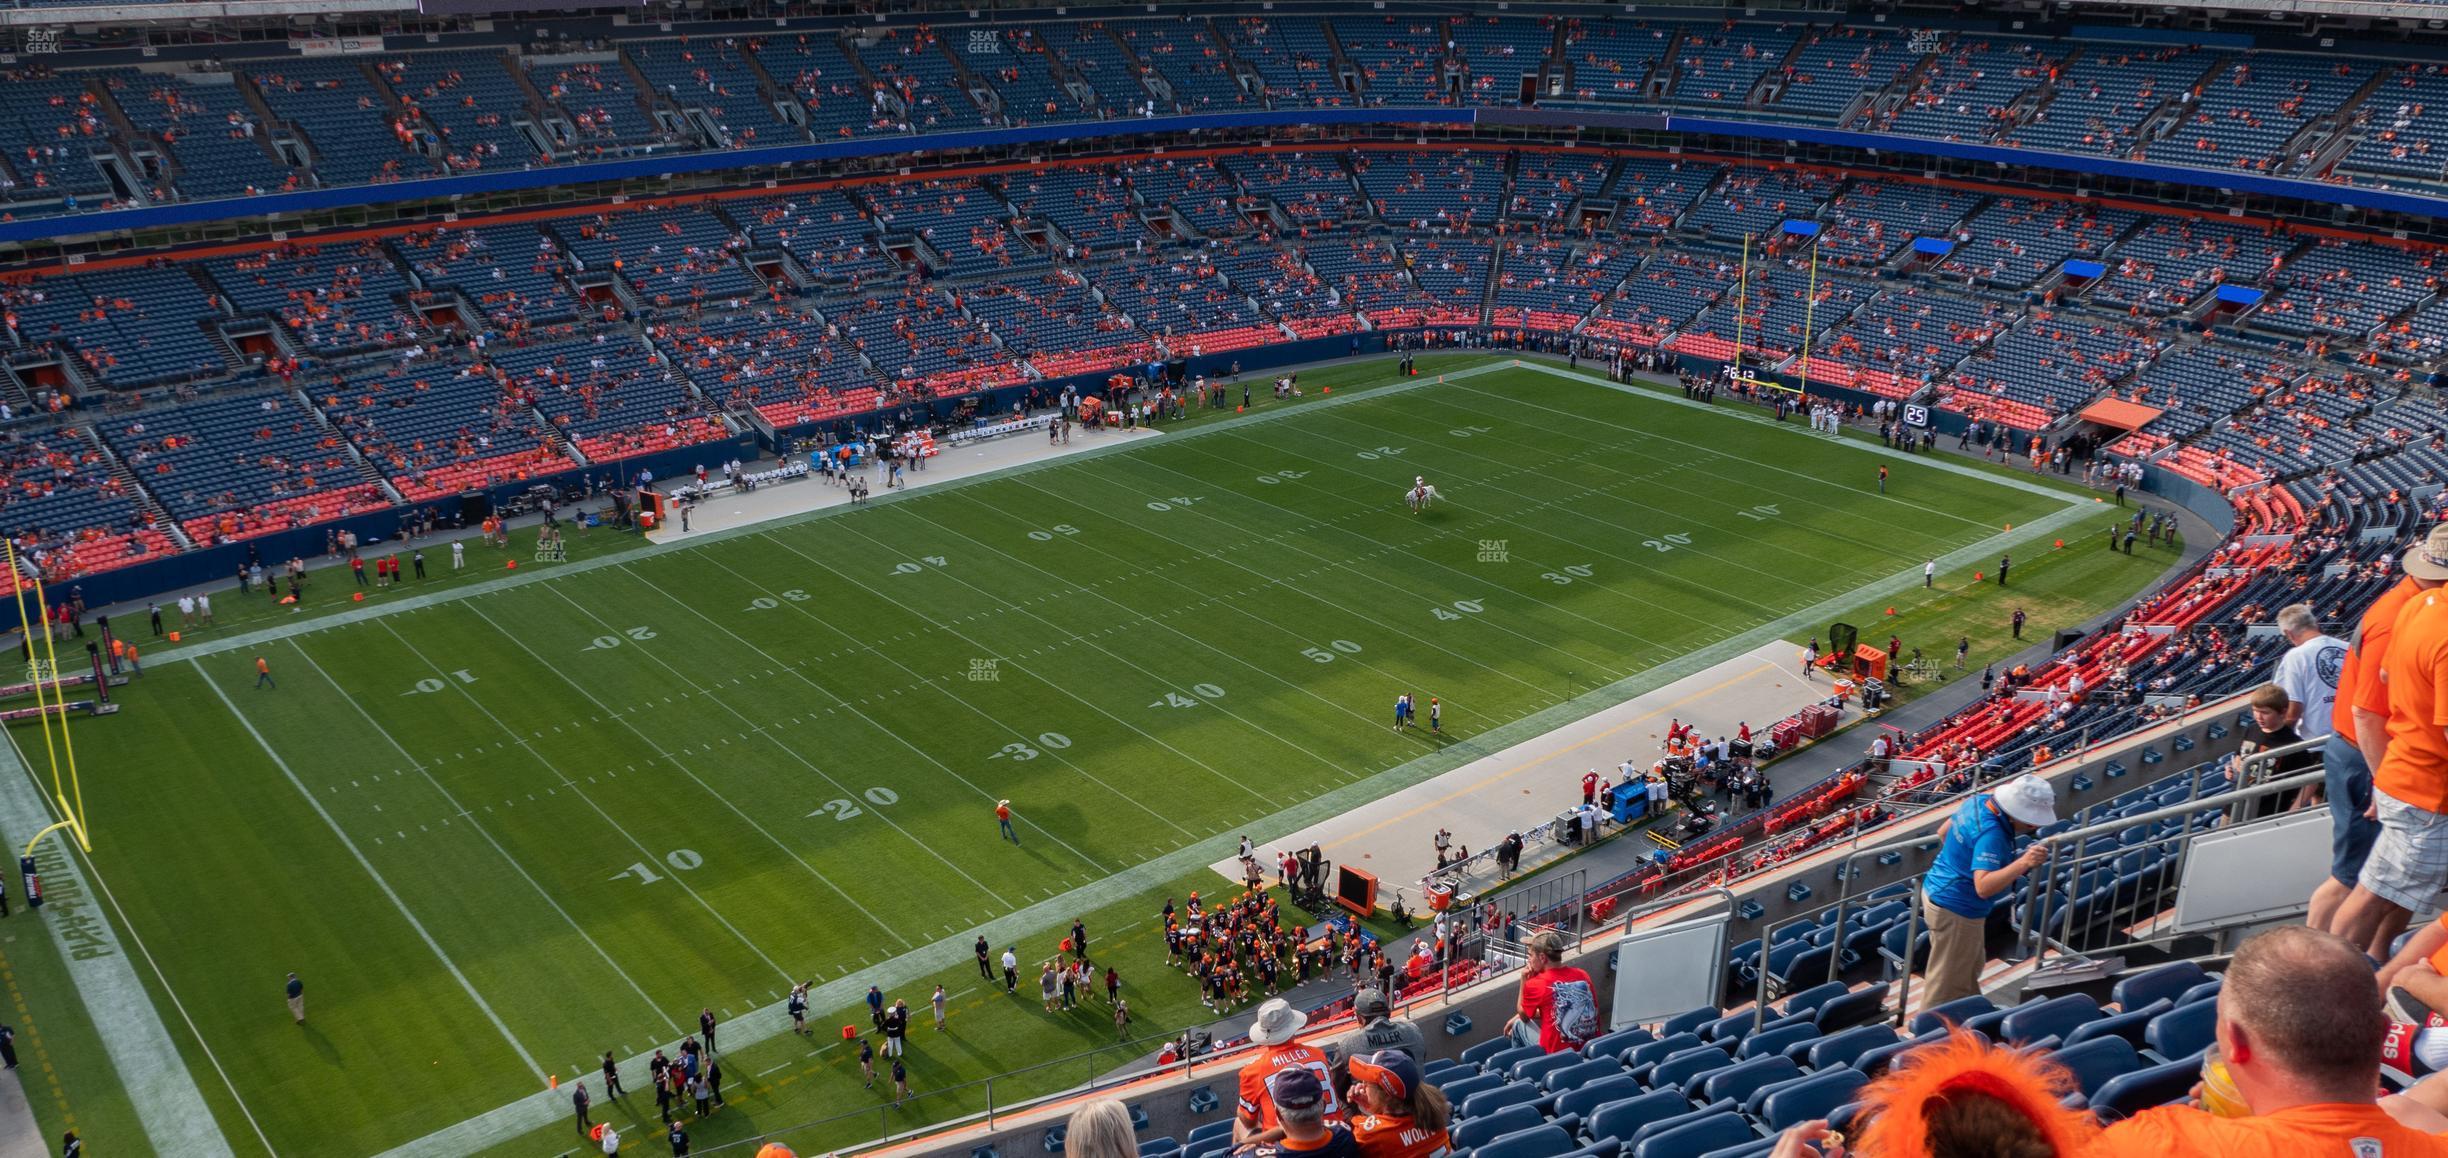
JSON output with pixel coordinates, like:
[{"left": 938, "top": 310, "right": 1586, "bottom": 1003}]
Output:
[
  {"left": 2090, "top": 1057, "right": 2203, "bottom": 1121},
  {"left": 1623, "top": 1034, "right": 1707, "bottom": 1075},
  {"left": 2175, "top": 979, "right": 2222, "bottom": 1007},
  {"left": 1461, "top": 1037, "right": 1516, "bottom": 1069},
  {"left": 1857, "top": 1027, "right": 1957, "bottom": 1076},
  {"left": 1513, "top": 1051, "right": 1582, "bottom": 1085},
  {"left": 1695, "top": 1140, "right": 1777, "bottom": 1158},
  {"left": 1186, "top": 1120, "right": 1235, "bottom": 1146},
  {"left": 2144, "top": 999, "right": 2216, "bottom": 1063},
  {"left": 1999, "top": 994, "right": 2102, "bottom": 1045},
  {"left": 1695, "top": 1055, "right": 1799, "bottom": 1105},
  {"left": 1141, "top": 1138, "right": 1180, "bottom": 1157},
  {"left": 1739, "top": 1022, "right": 1818, "bottom": 1061},
  {"left": 1805, "top": 1025, "right": 1900, "bottom": 1071},
  {"left": 1544, "top": 1058, "right": 1625, "bottom": 1094},
  {"left": 1478, "top": 1125, "right": 1576, "bottom": 1158},
  {"left": 1777, "top": 982, "right": 1850, "bottom": 1021},
  {"left": 1813, "top": 984, "right": 1890, "bottom": 1033},
  {"left": 1623, "top": 1099, "right": 1738, "bottom": 1154},
  {"left": 1631, "top": 1112, "right": 1751, "bottom": 1158},
  {"left": 1454, "top": 1104, "right": 1545, "bottom": 1151},
  {"left": 1912, "top": 995, "right": 1996, "bottom": 1034},
  {"left": 1660, "top": 1008, "right": 1718, "bottom": 1037},
  {"left": 1555, "top": 1074, "right": 1644, "bottom": 1122},
  {"left": 1582, "top": 1027, "right": 1653, "bottom": 1062},
  {"left": 1459, "top": 1083, "right": 1542, "bottom": 1122},
  {"left": 2064, "top": 999, "right": 2172, "bottom": 1050},
  {"left": 1584, "top": 1090, "right": 1688, "bottom": 1148},
  {"left": 1698, "top": 1010, "right": 1757, "bottom": 1045},
  {"left": 1441, "top": 1073, "right": 1506, "bottom": 1106},
  {"left": 2051, "top": 1036, "right": 2143, "bottom": 1109},
  {"left": 1758, "top": 1068, "right": 1867, "bottom": 1131},
  {"left": 1647, "top": 1046, "right": 1735, "bottom": 1094},
  {"left": 2111, "top": 961, "right": 2208, "bottom": 1011},
  {"left": 1549, "top": 1142, "right": 1619, "bottom": 1158},
  {"left": 1483, "top": 1045, "right": 1544, "bottom": 1076},
  {"left": 1425, "top": 1058, "right": 1470, "bottom": 1082}
]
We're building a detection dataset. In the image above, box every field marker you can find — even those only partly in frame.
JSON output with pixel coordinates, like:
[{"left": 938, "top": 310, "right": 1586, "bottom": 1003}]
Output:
[{"left": 201, "top": 672, "right": 549, "bottom": 1085}]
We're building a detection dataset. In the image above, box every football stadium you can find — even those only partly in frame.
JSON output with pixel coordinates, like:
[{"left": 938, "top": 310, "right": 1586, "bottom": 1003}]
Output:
[{"left": 0, "top": 0, "right": 2437, "bottom": 1155}]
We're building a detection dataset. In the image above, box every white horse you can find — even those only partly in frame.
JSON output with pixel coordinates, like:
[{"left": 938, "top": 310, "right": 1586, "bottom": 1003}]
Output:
[{"left": 1405, "top": 483, "right": 1442, "bottom": 513}]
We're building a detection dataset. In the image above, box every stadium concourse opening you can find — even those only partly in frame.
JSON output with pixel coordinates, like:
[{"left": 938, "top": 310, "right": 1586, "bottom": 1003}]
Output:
[{"left": 0, "top": 0, "right": 2434, "bottom": 1155}]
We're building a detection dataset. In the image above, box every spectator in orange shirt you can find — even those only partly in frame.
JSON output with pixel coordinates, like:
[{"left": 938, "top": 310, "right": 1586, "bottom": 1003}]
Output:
[
  {"left": 1235, "top": 999, "right": 1340, "bottom": 1144},
  {"left": 2085, "top": 927, "right": 2448, "bottom": 1158},
  {"left": 2311, "top": 570, "right": 2430, "bottom": 949},
  {"left": 2336, "top": 531, "right": 2448, "bottom": 959}
]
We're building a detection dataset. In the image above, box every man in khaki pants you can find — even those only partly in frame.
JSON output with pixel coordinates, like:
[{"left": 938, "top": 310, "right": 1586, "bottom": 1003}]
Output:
[{"left": 1917, "top": 774, "right": 2058, "bottom": 1007}]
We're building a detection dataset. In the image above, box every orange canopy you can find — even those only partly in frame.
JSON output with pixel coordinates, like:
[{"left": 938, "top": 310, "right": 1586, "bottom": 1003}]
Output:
[{"left": 2076, "top": 399, "right": 2165, "bottom": 431}]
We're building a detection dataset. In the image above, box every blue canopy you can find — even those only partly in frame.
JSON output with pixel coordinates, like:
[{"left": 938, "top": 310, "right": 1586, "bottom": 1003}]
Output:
[
  {"left": 2215, "top": 285, "right": 2266, "bottom": 306},
  {"left": 1911, "top": 237, "right": 1955, "bottom": 256},
  {"left": 1781, "top": 220, "right": 1823, "bottom": 237},
  {"left": 2063, "top": 259, "right": 2107, "bottom": 279}
]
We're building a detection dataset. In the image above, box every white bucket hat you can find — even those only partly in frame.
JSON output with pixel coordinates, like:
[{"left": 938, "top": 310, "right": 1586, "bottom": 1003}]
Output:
[
  {"left": 1994, "top": 773, "right": 2059, "bottom": 828},
  {"left": 1248, "top": 997, "right": 1309, "bottom": 1045}
]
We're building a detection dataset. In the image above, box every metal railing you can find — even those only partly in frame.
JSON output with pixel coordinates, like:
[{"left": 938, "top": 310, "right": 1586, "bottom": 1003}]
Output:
[
  {"left": 1847, "top": 737, "right": 2323, "bottom": 1026},
  {"left": 2018, "top": 739, "right": 2326, "bottom": 974}
]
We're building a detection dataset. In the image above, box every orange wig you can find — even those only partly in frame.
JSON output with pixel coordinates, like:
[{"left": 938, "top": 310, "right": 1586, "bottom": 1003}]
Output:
[{"left": 1854, "top": 1027, "right": 2102, "bottom": 1157}]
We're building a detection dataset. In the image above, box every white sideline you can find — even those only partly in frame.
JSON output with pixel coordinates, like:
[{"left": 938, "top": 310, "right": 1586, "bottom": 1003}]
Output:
[
  {"left": 0, "top": 730, "right": 245, "bottom": 1156},
  {"left": 374, "top": 365, "right": 2105, "bottom": 1158}
]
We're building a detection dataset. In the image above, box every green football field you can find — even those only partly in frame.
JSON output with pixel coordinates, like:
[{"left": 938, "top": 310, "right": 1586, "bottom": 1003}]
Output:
[{"left": 5, "top": 356, "right": 2165, "bottom": 1157}]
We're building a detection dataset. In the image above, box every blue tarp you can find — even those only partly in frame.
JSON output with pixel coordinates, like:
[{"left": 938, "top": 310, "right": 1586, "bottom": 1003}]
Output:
[
  {"left": 2216, "top": 284, "right": 2267, "bottom": 305},
  {"left": 2064, "top": 259, "right": 2107, "bottom": 279},
  {"left": 1911, "top": 237, "right": 1955, "bottom": 256}
]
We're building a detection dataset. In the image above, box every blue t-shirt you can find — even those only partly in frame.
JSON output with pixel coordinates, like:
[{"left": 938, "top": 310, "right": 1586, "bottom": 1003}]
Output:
[{"left": 1923, "top": 794, "right": 2016, "bottom": 919}]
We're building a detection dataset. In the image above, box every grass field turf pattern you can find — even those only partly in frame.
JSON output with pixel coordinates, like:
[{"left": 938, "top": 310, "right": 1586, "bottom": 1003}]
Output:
[{"left": 15, "top": 358, "right": 2157, "bottom": 1156}]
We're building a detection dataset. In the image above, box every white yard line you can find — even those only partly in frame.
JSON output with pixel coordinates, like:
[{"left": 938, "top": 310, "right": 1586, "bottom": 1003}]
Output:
[
  {"left": 676, "top": 550, "right": 1119, "bottom": 873},
  {"left": 280, "top": 639, "right": 682, "bottom": 1035},
  {"left": 201, "top": 670, "right": 549, "bottom": 1084},
  {"left": 987, "top": 470, "right": 1602, "bottom": 699},
  {"left": 375, "top": 619, "right": 800, "bottom": 979},
  {"left": 769, "top": 537, "right": 1267, "bottom": 814},
  {"left": 0, "top": 715, "right": 251, "bottom": 1157},
  {"left": 576, "top": 569, "right": 1005, "bottom": 899},
  {"left": 459, "top": 596, "right": 913, "bottom": 949}
]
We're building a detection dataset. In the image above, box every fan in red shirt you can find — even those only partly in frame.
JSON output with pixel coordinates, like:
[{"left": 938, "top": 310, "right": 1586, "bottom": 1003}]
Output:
[
  {"left": 1236, "top": 999, "right": 1342, "bottom": 1143},
  {"left": 1346, "top": 1051, "right": 1451, "bottom": 1158},
  {"left": 1509, "top": 931, "right": 1598, "bottom": 1054}
]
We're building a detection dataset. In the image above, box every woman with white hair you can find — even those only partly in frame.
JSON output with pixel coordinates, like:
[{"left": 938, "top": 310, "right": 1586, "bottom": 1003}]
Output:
[{"left": 1065, "top": 1098, "right": 1137, "bottom": 1158}]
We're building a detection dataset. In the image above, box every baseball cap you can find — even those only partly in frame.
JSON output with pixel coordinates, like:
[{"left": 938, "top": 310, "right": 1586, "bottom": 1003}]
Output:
[
  {"left": 1993, "top": 774, "right": 2058, "bottom": 827},
  {"left": 1347, "top": 1050, "right": 1422, "bottom": 1101},
  {"left": 1353, "top": 988, "right": 1390, "bottom": 1020},
  {"left": 2409, "top": 523, "right": 2448, "bottom": 582},
  {"left": 1268, "top": 1066, "right": 1325, "bottom": 1110}
]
